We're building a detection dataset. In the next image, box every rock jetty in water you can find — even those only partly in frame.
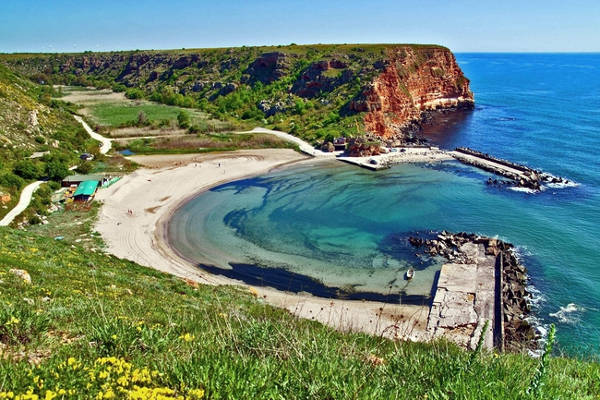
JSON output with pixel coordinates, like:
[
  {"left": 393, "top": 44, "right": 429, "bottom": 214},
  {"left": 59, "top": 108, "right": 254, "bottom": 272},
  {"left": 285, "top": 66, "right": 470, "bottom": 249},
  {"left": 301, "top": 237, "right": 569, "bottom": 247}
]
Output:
[
  {"left": 452, "top": 147, "right": 571, "bottom": 191},
  {"left": 410, "top": 231, "right": 538, "bottom": 352}
]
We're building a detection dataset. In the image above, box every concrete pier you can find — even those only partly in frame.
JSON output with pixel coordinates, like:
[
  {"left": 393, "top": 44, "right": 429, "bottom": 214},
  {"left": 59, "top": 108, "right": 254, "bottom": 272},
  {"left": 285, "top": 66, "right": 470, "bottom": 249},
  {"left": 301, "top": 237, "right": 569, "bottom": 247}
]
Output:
[
  {"left": 426, "top": 242, "right": 498, "bottom": 350},
  {"left": 415, "top": 231, "right": 536, "bottom": 352},
  {"left": 337, "top": 147, "right": 452, "bottom": 170}
]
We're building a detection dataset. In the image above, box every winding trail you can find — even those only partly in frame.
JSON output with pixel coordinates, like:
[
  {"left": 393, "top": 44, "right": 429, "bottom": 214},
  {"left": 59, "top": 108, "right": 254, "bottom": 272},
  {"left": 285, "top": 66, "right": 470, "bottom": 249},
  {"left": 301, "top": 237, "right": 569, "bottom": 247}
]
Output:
[
  {"left": 241, "top": 127, "right": 337, "bottom": 157},
  {"left": 74, "top": 115, "right": 111, "bottom": 154},
  {"left": 0, "top": 181, "right": 45, "bottom": 227},
  {"left": 1, "top": 116, "right": 111, "bottom": 227}
]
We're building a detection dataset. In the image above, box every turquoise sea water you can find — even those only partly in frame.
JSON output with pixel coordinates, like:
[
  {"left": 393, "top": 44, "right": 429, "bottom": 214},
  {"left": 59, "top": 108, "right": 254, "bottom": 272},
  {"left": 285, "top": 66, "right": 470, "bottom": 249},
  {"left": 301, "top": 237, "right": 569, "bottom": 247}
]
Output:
[{"left": 169, "top": 54, "right": 600, "bottom": 355}]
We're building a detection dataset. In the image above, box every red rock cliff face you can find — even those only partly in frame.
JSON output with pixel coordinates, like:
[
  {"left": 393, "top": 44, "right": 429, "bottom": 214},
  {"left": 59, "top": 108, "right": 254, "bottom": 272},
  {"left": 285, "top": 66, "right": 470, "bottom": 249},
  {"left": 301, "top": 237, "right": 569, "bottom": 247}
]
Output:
[{"left": 351, "top": 47, "right": 474, "bottom": 142}]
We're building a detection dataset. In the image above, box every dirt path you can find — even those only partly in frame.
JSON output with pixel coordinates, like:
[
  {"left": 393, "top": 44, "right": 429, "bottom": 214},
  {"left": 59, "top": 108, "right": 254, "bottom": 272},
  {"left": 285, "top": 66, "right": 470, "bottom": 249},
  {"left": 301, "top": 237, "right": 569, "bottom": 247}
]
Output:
[
  {"left": 74, "top": 115, "right": 112, "bottom": 154},
  {"left": 240, "top": 127, "right": 338, "bottom": 157},
  {"left": 0, "top": 181, "right": 45, "bottom": 226}
]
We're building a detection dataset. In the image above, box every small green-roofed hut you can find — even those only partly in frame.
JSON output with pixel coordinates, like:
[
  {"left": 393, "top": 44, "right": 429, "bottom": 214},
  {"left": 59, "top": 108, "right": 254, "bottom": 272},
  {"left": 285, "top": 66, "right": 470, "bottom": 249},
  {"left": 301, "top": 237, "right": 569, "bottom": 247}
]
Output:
[
  {"left": 62, "top": 174, "right": 104, "bottom": 187},
  {"left": 73, "top": 180, "right": 98, "bottom": 202}
]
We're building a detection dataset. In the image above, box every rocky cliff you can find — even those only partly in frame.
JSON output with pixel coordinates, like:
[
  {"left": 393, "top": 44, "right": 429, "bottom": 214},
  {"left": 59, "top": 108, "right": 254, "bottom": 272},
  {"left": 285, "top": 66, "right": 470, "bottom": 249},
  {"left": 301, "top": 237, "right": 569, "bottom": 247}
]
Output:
[
  {"left": 1, "top": 44, "right": 473, "bottom": 144},
  {"left": 350, "top": 47, "right": 473, "bottom": 144}
]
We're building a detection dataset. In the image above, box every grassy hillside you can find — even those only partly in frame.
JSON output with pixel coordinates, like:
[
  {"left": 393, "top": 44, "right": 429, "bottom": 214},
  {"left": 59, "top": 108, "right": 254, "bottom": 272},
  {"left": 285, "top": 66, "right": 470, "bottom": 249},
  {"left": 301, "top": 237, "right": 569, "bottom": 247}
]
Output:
[
  {"left": 58, "top": 86, "right": 297, "bottom": 155},
  {"left": 58, "top": 86, "right": 234, "bottom": 133},
  {"left": 0, "top": 65, "right": 98, "bottom": 220},
  {"left": 1, "top": 44, "right": 469, "bottom": 145},
  {"left": 1, "top": 227, "right": 599, "bottom": 399}
]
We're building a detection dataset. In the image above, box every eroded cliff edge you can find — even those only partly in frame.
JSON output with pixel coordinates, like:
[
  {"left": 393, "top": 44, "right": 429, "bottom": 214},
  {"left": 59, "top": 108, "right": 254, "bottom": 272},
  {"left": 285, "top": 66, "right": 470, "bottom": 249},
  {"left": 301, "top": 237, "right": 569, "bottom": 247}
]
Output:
[
  {"left": 1, "top": 44, "right": 473, "bottom": 144},
  {"left": 350, "top": 47, "right": 473, "bottom": 144}
]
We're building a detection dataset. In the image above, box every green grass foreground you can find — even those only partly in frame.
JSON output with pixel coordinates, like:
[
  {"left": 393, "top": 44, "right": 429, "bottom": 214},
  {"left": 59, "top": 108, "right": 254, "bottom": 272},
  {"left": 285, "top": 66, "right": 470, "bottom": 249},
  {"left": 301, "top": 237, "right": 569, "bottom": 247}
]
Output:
[{"left": 0, "top": 228, "right": 599, "bottom": 399}]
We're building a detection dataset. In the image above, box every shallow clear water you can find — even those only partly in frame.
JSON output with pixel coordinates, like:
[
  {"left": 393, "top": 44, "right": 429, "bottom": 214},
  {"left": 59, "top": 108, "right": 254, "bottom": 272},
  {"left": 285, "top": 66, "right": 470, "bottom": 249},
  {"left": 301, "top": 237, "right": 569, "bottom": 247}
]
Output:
[{"left": 169, "top": 54, "right": 600, "bottom": 355}]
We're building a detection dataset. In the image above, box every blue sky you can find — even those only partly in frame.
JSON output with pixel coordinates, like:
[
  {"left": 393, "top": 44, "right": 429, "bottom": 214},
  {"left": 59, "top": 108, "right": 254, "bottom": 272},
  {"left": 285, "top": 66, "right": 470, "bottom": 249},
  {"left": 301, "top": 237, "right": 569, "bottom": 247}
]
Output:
[{"left": 1, "top": 0, "right": 599, "bottom": 53}]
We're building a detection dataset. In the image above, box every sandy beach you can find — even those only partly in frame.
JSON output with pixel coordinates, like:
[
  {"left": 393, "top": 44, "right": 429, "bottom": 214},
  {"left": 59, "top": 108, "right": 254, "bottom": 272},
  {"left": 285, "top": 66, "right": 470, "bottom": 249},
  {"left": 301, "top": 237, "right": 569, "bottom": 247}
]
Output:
[{"left": 95, "top": 149, "right": 433, "bottom": 341}]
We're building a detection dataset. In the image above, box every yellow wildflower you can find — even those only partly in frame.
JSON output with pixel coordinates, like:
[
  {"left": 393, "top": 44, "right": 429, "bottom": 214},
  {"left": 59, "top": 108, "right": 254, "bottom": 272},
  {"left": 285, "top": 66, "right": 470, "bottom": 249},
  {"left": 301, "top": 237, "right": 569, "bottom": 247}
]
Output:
[
  {"left": 33, "top": 376, "right": 43, "bottom": 389},
  {"left": 126, "top": 386, "right": 178, "bottom": 399},
  {"left": 117, "top": 375, "right": 129, "bottom": 387},
  {"left": 100, "top": 388, "right": 115, "bottom": 399},
  {"left": 43, "top": 390, "right": 56, "bottom": 400},
  {"left": 187, "top": 388, "right": 205, "bottom": 399},
  {"left": 179, "top": 333, "right": 195, "bottom": 343}
]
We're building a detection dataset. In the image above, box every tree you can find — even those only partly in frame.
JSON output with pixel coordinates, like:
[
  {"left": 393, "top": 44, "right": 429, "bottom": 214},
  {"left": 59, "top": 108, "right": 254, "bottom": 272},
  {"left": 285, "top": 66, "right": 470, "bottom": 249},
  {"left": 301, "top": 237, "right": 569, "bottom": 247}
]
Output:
[
  {"left": 177, "top": 111, "right": 191, "bottom": 129},
  {"left": 45, "top": 159, "right": 69, "bottom": 181},
  {"left": 13, "top": 160, "right": 41, "bottom": 180},
  {"left": 75, "top": 161, "right": 93, "bottom": 175}
]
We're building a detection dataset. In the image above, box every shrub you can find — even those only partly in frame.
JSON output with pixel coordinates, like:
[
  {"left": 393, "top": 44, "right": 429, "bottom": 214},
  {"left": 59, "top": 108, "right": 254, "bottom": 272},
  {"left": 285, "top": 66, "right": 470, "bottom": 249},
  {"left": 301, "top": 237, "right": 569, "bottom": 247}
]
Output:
[
  {"left": 45, "top": 159, "right": 69, "bottom": 181},
  {"left": 137, "top": 111, "right": 149, "bottom": 126},
  {"left": 125, "top": 88, "right": 145, "bottom": 99},
  {"left": 75, "top": 161, "right": 93, "bottom": 174},
  {"left": 28, "top": 215, "right": 42, "bottom": 225},
  {"left": 13, "top": 160, "right": 41, "bottom": 180},
  {"left": 112, "top": 83, "right": 127, "bottom": 92},
  {"left": 48, "top": 180, "right": 61, "bottom": 191},
  {"left": 177, "top": 111, "right": 191, "bottom": 129},
  {"left": 0, "top": 173, "right": 25, "bottom": 190}
]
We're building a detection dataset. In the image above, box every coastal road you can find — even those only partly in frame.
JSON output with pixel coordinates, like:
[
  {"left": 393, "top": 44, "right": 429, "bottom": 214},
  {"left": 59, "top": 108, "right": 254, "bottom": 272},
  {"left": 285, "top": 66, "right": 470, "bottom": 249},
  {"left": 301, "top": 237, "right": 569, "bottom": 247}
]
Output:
[
  {"left": 74, "top": 115, "right": 112, "bottom": 154},
  {"left": 0, "top": 181, "right": 45, "bottom": 227}
]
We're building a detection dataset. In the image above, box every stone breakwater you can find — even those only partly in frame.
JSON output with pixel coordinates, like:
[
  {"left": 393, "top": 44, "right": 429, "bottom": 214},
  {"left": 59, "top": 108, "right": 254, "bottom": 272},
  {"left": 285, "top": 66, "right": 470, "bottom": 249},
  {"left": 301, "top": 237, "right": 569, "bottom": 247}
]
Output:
[
  {"left": 453, "top": 147, "right": 571, "bottom": 191},
  {"left": 410, "top": 231, "right": 537, "bottom": 352}
]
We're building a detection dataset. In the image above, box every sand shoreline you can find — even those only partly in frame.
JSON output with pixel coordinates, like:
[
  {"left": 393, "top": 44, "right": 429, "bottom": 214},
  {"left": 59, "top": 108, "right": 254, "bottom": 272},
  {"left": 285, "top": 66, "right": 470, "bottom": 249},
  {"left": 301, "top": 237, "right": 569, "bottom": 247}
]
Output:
[{"left": 95, "top": 149, "right": 435, "bottom": 341}]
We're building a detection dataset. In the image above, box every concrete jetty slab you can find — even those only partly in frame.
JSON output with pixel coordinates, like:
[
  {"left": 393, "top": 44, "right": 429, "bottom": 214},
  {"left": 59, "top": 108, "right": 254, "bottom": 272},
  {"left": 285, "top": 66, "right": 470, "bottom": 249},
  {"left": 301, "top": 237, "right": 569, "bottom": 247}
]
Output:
[
  {"left": 337, "top": 147, "right": 452, "bottom": 170},
  {"left": 427, "top": 243, "right": 497, "bottom": 350}
]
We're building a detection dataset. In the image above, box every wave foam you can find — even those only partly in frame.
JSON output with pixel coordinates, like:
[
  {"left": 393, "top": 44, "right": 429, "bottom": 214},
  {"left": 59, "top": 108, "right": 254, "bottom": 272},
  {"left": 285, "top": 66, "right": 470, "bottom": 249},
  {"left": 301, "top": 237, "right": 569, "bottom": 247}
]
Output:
[
  {"left": 549, "top": 303, "right": 585, "bottom": 324},
  {"left": 544, "top": 181, "right": 579, "bottom": 189},
  {"left": 508, "top": 186, "right": 537, "bottom": 194}
]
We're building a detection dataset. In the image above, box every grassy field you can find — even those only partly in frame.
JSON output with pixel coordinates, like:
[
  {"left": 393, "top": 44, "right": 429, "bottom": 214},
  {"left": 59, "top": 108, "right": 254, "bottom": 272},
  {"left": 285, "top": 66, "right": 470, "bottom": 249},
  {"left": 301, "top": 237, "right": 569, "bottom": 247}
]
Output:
[
  {"left": 114, "top": 133, "right": 299, "bottom": 155},
  {"left": 0, "top": 227, "right": 599, "bottom": 399},
  {"left": 60, "top": 86, "right": 237, "bottom": 133},
  {"left": 89, "top": 102, "right": 211, "bottom": 129}
]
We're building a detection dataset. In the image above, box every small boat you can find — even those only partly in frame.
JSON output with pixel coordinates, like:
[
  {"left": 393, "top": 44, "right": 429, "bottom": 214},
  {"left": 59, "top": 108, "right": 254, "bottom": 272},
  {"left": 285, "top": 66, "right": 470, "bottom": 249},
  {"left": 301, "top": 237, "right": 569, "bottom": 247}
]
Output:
[{"left": 405, "top": 267, "right": 414, "bottom": 280}]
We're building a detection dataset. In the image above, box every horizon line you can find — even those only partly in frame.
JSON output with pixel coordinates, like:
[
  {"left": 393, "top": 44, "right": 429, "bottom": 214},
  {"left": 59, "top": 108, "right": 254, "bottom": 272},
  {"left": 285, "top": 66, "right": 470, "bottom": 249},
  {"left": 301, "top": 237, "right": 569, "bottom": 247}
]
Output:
[
  {"left": 2, "top": 47, "right": 599, "bottom": 56},
  {"left": 1, "top": 42, "right": 599, "bottom": 56}
]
